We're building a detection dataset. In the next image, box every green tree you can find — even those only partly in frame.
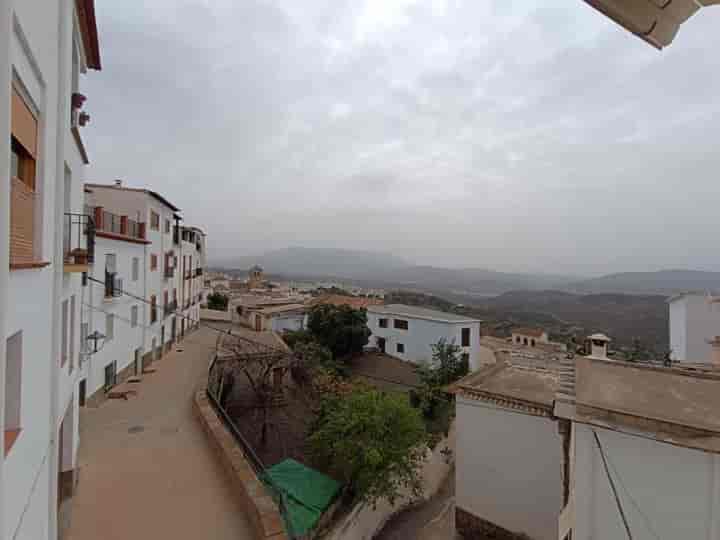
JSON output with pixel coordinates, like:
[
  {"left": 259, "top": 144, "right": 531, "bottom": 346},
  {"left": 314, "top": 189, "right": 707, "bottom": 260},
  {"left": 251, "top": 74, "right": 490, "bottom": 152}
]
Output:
[
  {"left": 290, "top": 340, "right": 337, "bottom": 384},
  {"left": 207, "top": 292, "right": 229, "bottom": 311},
  {"left": 308, "top": 389, "right": 428, "bottom": 507},
  {"left": 413, "top": 339, "right": 468, "bottom": 421},
  {"left": 306, "top": 304, "right": 370, "bottom": 359}
]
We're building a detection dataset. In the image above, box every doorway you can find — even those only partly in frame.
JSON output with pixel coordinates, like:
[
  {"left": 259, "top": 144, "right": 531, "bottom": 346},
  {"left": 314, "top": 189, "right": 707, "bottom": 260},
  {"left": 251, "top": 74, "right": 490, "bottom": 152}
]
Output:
[
  {"left": 134, "top": 348, "right": 141, "bottom": 375},
  {"left": 255, "top": 314, "right": 262, "bottom": 331},
  {"left": 79, "top": 379, "right": 86, "bottom": 407},
  {"left": 377, "top": 337, "right": 386, "bottom": 353}
]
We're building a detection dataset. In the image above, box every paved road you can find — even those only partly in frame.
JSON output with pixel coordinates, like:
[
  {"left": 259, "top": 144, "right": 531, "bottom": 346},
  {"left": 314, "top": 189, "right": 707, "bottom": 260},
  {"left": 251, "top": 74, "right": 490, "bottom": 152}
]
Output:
[
  {"left": 66, "top": 326, "right": 254, "bottom": 540},
  {"left": 376, "top": 466, "right": 458, "bottom": 540}
]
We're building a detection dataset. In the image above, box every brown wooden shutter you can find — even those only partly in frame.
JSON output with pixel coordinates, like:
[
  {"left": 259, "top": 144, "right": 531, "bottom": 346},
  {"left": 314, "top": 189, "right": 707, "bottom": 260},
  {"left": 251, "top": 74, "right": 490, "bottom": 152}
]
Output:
[{"left": 11, "top": 88, "right": 38, "bottom": 158}]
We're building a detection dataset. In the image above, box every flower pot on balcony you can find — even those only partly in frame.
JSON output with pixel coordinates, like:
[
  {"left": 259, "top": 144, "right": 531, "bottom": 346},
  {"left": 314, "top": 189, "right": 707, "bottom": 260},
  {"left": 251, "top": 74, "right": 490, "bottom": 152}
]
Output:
[
  {"left": 71, "top": 248, "right": 88, "bottom": 264},
  {"left": 72, "top": 92, "right": 87, "bottom": 109}
]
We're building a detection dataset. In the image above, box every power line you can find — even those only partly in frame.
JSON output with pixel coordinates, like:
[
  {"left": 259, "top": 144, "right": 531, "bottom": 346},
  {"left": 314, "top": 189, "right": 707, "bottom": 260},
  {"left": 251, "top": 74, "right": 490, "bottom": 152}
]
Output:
[
  {"left": 593, "top": 429, "right": 634, "bottom": 540},
  {"left": 84, "top": 276, "right": 284, "bottom": 353}
]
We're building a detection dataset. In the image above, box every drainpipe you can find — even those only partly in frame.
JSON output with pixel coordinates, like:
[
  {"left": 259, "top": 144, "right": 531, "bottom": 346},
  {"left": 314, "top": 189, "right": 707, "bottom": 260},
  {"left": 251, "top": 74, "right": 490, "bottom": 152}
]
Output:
[{"left": 0, "top": 0, "right": 13, "bottom": 527}]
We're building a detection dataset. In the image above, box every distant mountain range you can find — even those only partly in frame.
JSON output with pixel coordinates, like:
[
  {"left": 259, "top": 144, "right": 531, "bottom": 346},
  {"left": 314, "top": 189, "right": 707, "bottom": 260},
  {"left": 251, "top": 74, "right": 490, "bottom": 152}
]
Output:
[
  {"left": 213, "top": 247, "right": 575, "bottom": 295},
  {"left": 568, "top": 270, "right": 720, "bottom": 295},
  {"left": 213, "top": 248, "right": 720, "bottom": 297}
]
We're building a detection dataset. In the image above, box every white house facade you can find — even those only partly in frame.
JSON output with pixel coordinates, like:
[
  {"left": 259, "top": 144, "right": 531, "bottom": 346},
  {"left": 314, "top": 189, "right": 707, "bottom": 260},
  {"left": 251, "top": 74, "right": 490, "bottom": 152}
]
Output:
[
  {"left": 366, "top": 304, "right": 481, "bottom": 369},
  {"left": 555, "top": 354, "right": 720, "bottom": 540},
  {"left": 668, "top": 292, "right": 720, "bottom": 364},
  {"left": 454, "top": 362, "right": 564, "bottom": 540},
  {"left": 1, "top": 1, "right": 101, "bottom": 539}
]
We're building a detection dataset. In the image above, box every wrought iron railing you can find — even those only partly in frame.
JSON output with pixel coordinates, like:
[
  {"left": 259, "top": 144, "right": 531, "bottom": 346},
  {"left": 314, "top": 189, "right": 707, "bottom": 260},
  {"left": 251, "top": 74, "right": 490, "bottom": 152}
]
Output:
[
  {"left": 164, "top": 300, "right": 178, "bottom": 317},
  {"left": 206, "top": 356, "right": 296, "bottom": 538},
  {"left": 63, "top": 212, "right": 95, "bottom": 265}
]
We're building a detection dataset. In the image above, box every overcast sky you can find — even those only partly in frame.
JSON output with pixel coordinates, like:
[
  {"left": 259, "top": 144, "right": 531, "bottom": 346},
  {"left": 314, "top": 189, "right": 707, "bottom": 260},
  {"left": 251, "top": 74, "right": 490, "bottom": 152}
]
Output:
[{"left": 83, "top": 1, "right": 720, "bottom": 276}]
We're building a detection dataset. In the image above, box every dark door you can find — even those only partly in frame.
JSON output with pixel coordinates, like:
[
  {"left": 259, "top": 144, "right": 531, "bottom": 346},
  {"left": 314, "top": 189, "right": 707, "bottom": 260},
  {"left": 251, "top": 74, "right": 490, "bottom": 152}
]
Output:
[
  {"left": 161, "top": 326, "right": 165, "bottom": 355},
  {"left": 171, "top": 318, "right": 177, "bottom": 342},
  {"left": 377, "top": 337, "right": 386, "bottom": 353},
  {"left": 79, "top": 379, "right": 86, "bottom": 407}
]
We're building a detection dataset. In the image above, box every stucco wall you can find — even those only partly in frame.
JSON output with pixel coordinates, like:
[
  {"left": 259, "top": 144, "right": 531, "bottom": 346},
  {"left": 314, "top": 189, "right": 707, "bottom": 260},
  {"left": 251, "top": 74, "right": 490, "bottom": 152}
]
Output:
[
  {"left": 456, "top": 396, "right": 563, "bottom": 540},
  {"left": 366, "top": 311, "right": 480, "bottom": 368},
  {"left": 270, "top": 313, "right": 305, "bottom": 333},
  {"left": 669, "top": 294, "right": 720, "bottom": 363},
  {"left": 573, "top": 424, "right": 720, "bottom": 540}
]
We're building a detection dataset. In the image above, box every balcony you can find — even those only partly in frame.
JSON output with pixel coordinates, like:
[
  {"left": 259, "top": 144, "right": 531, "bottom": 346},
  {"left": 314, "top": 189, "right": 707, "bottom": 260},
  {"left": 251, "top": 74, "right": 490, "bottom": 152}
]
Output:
[
  {"left": 164, "top": 300, "right": 178, "bottom": 318},
  {"left": 164, "top": 266, "right": 175, "bottom": 279},
  {"left": 63, "top": 213, "right": 95, "bottom": 273},
  {"left": 195, "top": 268, "right": 203, "bottom": 277},
  {"left": 90, "top": 206, "right": 146, "bottom": 242}
]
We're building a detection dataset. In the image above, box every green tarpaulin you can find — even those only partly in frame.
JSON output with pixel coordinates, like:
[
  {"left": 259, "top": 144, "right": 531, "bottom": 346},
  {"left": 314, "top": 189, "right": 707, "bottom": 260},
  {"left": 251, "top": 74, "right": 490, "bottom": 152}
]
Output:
[{"left": 263, "top": 459, "right": 342, "bottom": 536}]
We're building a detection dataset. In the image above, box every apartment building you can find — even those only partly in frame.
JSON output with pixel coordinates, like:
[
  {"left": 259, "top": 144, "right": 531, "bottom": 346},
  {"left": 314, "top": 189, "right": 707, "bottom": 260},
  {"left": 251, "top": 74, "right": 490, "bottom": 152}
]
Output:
[
  {"left": 1, "top": 1, "right": 101, "bottom": 539},
  {"left": 366, "top": 304, "right": 481, "bottom": 370},
  {"left": 81, "top": 183, "right": 207, "bottom": 404}
]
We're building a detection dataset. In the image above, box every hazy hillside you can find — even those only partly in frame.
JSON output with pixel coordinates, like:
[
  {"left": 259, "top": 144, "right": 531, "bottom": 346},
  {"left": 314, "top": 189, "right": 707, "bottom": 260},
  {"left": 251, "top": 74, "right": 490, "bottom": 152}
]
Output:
[
  {"left": 569, "top": 269, "right": 720, "bottom": 295},
  {"left": 388, "top": 289, "right": 669, "bottom": 353},
  {"left": 215, "top": 247, "right": 576, "bottom": 295}
]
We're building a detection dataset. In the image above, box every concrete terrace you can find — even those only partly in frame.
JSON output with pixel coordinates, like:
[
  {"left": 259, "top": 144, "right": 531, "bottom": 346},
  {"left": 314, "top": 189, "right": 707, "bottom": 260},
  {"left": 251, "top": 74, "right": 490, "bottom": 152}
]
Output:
[{"left": 66, "top": 326, "right": 254, "bottom": 540}]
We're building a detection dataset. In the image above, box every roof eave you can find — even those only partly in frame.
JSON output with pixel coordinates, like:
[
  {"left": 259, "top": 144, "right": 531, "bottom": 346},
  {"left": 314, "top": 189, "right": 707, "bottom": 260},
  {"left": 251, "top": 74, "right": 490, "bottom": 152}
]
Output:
[{"left": 76, "top": 0, "right": 101, "bottom": 70}]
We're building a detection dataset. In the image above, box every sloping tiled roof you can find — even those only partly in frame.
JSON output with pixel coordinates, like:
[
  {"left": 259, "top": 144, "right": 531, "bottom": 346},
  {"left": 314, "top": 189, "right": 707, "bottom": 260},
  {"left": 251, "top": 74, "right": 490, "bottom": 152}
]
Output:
[
  {"left": 511, "top": 327, "right": 546, "bottom": 338},
  {"left": 85, "top": 183, "right": 180, "bottom": 211}
]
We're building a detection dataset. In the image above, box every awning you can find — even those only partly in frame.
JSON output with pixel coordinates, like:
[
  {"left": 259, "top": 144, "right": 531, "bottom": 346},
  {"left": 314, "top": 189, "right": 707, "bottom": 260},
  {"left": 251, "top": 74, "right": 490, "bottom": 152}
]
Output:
[{"left": 584, "top": 0, "right": 720, "bottom": 49}]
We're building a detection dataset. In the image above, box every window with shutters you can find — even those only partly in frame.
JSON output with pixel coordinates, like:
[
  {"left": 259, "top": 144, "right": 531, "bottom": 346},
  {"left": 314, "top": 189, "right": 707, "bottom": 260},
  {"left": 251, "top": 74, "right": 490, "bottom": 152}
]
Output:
[
  {"left": 131, "top": 305, "right": 138, "bottom": 328},
  {"left": 132, "top": 257, "right": 139, "bottom": 281},
  {"left": 150, "top": 211, "right": 160, "bottom": 230},
  {"left": 10, "top": 86, "right": 40, "bottom": 267}
]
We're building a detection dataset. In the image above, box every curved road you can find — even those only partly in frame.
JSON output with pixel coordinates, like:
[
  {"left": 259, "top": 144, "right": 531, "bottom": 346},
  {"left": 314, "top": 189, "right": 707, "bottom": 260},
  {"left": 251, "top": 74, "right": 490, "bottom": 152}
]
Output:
[{"left": 66, "top": 326, "right": 254, "bottom": 540}]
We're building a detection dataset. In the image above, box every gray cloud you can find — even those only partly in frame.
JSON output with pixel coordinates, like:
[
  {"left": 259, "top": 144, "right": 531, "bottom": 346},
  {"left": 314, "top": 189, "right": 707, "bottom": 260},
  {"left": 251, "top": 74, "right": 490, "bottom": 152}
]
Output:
[{"left": 83, "top": 0, "right": 720, "bottom": 275}]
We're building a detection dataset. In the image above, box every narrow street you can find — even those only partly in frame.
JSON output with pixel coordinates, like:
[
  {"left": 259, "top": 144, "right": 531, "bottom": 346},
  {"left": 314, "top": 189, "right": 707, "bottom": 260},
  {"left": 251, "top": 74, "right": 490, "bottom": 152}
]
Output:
[
  {"left": 375, "top": 466, "right": 458, "bottom": 540},
  {"left": 66, "top": 326, "right": 254, "bottom": 540}
]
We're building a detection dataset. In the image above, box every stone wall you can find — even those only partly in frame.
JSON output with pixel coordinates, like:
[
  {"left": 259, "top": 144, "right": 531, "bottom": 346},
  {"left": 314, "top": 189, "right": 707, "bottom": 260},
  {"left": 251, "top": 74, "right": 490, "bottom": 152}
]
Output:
[{"left": 194, "top": 390, "right": 288, "bottom": 540}]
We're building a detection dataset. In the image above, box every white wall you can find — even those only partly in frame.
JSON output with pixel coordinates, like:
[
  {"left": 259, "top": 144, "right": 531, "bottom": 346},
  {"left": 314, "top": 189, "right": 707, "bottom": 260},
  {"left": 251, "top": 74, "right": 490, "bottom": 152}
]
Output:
[
  {"left": 669, "top": 294, "right": 720, "bottom": 363},
  {"left": 573, "top": 424, "right": 720, "bottom": 540},
  {"left": 456, "top": 396, "right": 563, "bottom": 540},
  {"left": 83, "top": 236, "right": 146, "bottom": 399},
  {"left": 366, "top": 311, "right": 480, "bottom": 368},
  {"left": 270, "top": 313, "right": 305, "bottom": 333}
]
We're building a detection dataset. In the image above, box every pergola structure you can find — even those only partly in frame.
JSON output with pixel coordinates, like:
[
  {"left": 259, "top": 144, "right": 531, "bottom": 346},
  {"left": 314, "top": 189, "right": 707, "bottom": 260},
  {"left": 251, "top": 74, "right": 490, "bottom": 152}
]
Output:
[{"left": 584, "top": 0, "right": 720, "bottom": 48}]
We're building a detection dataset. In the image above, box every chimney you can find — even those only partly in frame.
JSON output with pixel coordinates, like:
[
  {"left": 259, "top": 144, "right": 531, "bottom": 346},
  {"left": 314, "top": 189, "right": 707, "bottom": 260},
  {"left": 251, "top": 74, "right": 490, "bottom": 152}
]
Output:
[
  {"left": 114, "top": 179, "right": 122, "bottom": 187},
  {"left": 708, "top": 336, "right": 720, "bottom": 367},
  {"left": 587, "top": 333, "right": 610, "bottom": 360}
]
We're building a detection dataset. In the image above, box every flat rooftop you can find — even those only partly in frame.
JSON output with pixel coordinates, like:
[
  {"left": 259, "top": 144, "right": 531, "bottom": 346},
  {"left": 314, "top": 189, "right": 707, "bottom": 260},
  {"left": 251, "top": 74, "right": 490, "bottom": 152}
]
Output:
[
  {"left": 575, "top": 356, "right": 720, "bottom": 434},
  {"left": 452, "top": 361, "right": 559, "bottom": 414},
  {"left": 368, "top": 304, "right": 480, "bottom": 324}
]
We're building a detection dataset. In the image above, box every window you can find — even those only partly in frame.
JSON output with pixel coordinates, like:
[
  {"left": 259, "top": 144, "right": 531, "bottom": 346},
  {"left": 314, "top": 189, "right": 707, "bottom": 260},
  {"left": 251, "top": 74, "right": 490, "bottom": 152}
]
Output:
[
  {"left": 531, "top": 339, "right": 536, "bottom": 347},
  {"left": 150, "top": 211, "right": 160, "bottom": 230},
  {"left": 10, "top": 87, "right": 39, "bottom": 266},
  {"left": 61, "top": 300, "right": 69, "bottom": 366},
  {"left": 132, "top": 257, "right": 139, "bottom": 281},
  {"left": 379, "top": 318, "right": 388, "bottom": 328},
  {"left": 461, "top": 328, "right": 470, "bottom": 347},
  {"left": 150, "top": 254, "right": 158, "bottom": 271},
  {"left": 104, "top": 361, "right": 117, "bottom": 391},
  {"left": 131, "top": 305, "right": 138, "bottom": 328},
  {"left": 69, "top": 295, "right": 76, "bottom": 371},
  {"left": 523, "top": 338, "right": 528, "bottom": 346},
  {"left": 105, "top": 254, "right": 117, "bottom": 297},
  {"left": 5, "top": 331, "right": 23, "bottom": 455},
  {"left": 396, "top": 343, "right": 405, "bottom": 354},
  {"left": 106, "top": 313, "right": 114, "bottom": 341},
  {"left": 150, "top": 295, "right": 158, "bottom": 323},
  {"left": 165, "top": 219, "right": 171, "bottom": 233},
  {"left": 394, "top": 319, "right": 409, "bottom": 330}
]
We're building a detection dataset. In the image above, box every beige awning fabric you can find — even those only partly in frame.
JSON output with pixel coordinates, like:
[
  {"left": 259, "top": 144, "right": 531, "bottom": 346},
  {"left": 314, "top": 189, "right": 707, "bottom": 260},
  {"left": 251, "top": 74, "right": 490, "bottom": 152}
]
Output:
[{"left": 584, "top": 0, "right": 720, "bottom": 49}]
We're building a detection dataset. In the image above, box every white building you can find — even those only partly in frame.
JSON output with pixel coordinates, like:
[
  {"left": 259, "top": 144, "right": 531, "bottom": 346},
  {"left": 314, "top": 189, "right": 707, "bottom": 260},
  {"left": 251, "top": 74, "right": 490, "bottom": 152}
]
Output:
[
  {"left": 1, "top": 1, "right": 101, "bottom": 539},
  {"left": 555, "top": 352, "right": 720, "bottom": 540},
  {"left": 80, "top": 184, "right": 207, "bottom": 404},
  {"left": 668, "top": 292, "right": 720, "bottom": 364},
  {"left": 366, "top": 304, "right": 481, "bottom": 369},
  {"left": 453, "top": 361, "right": 564, "bottom": 540},
  {"left": 246, "top": 304, "right": 306, "bottom": 333}
]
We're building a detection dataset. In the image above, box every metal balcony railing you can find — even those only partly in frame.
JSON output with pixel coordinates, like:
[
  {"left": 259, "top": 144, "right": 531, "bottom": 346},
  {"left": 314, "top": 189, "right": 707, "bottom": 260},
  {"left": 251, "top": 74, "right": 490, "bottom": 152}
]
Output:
[
  {"left": 87, "top": 205, "right": 146, "bottom": 241},
  {"left": 63, "top": 213, "right": 95, "bottom": 268},
  {"left": 164, "top": 300, "right": 178, "bottom": 317}
]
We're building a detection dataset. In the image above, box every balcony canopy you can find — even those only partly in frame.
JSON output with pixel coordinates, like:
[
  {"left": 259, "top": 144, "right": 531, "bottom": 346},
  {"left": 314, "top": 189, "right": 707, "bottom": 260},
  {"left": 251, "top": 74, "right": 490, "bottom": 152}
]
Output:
[{"left": 584, "top": 0, "right": 720, "bottom": 48}]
